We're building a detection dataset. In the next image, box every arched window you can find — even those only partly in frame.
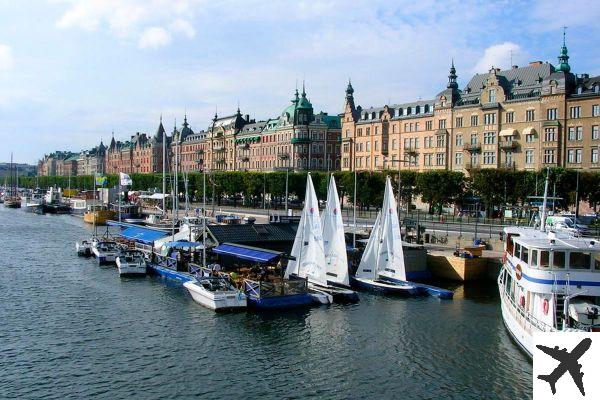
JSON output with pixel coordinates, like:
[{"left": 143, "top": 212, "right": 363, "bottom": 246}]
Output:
[
  {"left": 424, "top": 104, "right": 430, "bottom": 113},
  {"left": 415, "top": 105, "right": 421, "bottom": 114},
  {"left": 371, "top": 112, "right": 376, "bottom": 119},
  {"left": 407, "top": 107, "right": 412, "bottom": 115},
  {"left": 398, "top": 108, "right": 403, "bottom": 116},
  {"left": 594, "top": 85, "right": 600, "bottom": 93},
  {"left": 577, "top": 86, "right": 584, "bottom": 94}
]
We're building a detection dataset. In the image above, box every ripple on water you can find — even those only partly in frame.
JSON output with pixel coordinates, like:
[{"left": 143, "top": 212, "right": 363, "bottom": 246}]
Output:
[{"left": 0, "top": 208, "right": 532, "bottom": 400}]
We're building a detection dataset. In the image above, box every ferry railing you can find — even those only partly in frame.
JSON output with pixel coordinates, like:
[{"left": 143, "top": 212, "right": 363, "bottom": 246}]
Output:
[
  {"left": 501, "top": 283, "right": 555, "bottom": 333},
  {"left": 152, "top": 253, "right": 178, "bottom": 270}
]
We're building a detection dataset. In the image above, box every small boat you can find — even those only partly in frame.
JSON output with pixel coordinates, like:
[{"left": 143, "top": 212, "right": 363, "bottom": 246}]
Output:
[
  {"left": 75, "top": 240, "right": 93, "bottom": 257},
  {"left": 70, "top": 198, "right": 88, "bottom": 215},
  {"left": 4, "top": 197, "right": 22, "bottom": 208},
  {"left": 84, "top": 205, "right": 116, "bottom": 225},
  {"left": 116, "top": 250, "right": 147, "bottom": 276},
  {"left": 144, "top": 214, "right": 175, "bottom": 231},
  {"left": 183, "top": 272, "right": 247, "bottom": 311},
  {"left": 92, "top": 241, "right": 121, "bottom": 265},
  {"left": 308, "top": 287, "right": 333, "bottom": 304}
]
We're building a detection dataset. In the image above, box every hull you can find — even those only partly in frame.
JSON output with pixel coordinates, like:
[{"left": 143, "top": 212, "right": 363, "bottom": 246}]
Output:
[
  {"left": 146, "top": 263, "right": 194, "bottom": 285},
  {"left": 26, "top": 204, "right": 43, "bottom": 214},
  {"left": 116, "top": 259, "right": 147, "bottom": 276},
  {"left": 350, "top": 276, "right": 420, "bottom": 295},
  {"left": 42, "top": 204, "right": 71, "bottom": 214},
  {"left": 4, "top": 200, "right": 21, "bottom": 208},
  {"left": 84, "top": 210, "right": 116, "bottom": 225},
  {"left": 75, "top": 241, "right": 92, "bottom": 257},
  {"left": 499, "top": 286, "right": 535, "bottom": 358},
  {"left": 92, "top": 248, "right": 119, "bottom": 265},
  {"left": 379, "top": 276, "right": 454, "bottom": 299},
  {"left": 246, "top": 293, "right": 314, "bottom": 310},
  {"left": 183, "top": 281, "right": 247, "bottom": 311},
  {"left": 310, "top": 282, "right": 360, "bottom": 303}
]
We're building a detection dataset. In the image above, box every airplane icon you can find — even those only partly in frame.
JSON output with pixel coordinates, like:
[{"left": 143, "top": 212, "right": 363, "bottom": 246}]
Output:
[{"left": 536, "top": 337, "right": 592, "bottom": 396}]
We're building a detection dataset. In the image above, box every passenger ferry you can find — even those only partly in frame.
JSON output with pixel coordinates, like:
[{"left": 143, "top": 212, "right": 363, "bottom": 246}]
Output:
[{"left": 499, "top": 175, "right": 600, "bottom": 357}]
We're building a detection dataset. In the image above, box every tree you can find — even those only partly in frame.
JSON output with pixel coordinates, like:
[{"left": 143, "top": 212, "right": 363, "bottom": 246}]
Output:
[{"left": 416, "top": 170, "right": 464, "bottom": 214}]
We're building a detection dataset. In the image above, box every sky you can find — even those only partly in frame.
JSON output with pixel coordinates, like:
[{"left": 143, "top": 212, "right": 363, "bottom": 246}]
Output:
[{"left": 1, "top": 0, "right": 600, "bottom": 163}]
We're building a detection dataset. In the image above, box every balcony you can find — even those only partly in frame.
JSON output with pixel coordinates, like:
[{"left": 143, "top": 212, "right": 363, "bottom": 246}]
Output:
[
  {"left": 238, "top": 143, "right": 250, "bottom": 149},
  {"left": 464, "top": 162, "right": 479, "bottom": 170},
  {"left": 499, "top": 141, "right": 518, "bottom": 151},
  {"left": 404, "top": 146, "right": 419, "bottom": 155},
  {"left": 196, "top": 149, "right": 204, "bottom": 155},
  {"left": 213, "top": 146, "right": 226, "bottom": 152},
  {"left": 278, "top": 153, "right": 289, "bottom": 160},
  {"left": 291, "top": 137, "right": 311, "bottom": 144},
  {"left": 240, "top": 157, "right": 250, "bottom": 162},
  {"left": 502, "top": 161, "right": 516, "bottom": 169},
  {"left": 464, "top": 142, "right": 481, "bottom": 152},
  {"left": 196, "top": 158, "right": 204, "bottom": 165},
  {"left": 215, "top": 157, "right": 226, "bottom": 164}
]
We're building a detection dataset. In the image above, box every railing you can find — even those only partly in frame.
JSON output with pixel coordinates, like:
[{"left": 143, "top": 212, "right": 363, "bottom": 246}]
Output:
[
  {"left": 502, "top": 161, "right": 516, "bottom": 169},
  {"left": 499, "top": 141, "right": 517, "bottom": 150},
  {"left": 213, "top": 146, "right": 226, "bottom": 152},
  {"left": 404, "top": 146, "right": 419, "bottom": 155},
  {"left": 243, "top": 278, "right": 308, "bottom": 298},
  {"left": 278, "top": 153, "right": 289, "bottom": 160},
  {"left": 240, "top": 157, "right": 249, "bottom": 162},
  {"left": 196, "top": 149, "right": 204, "bottom": 155},
  {"left": 464, "top": 142, "right": 481, "bottom": 152},
  {"left": 291, "top": 137, "right": 311, "bottom": 144},
  {"left": 152, "top": 253, "right": 178, "bottom": 270}
]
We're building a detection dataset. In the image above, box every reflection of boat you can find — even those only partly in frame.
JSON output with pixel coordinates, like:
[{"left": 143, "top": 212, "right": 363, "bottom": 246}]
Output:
[
  {"left": 116, "top": 250, "right": 147, "bottom": 276},
  {"left": 184, "top": 268, "right": 246, "bottom": 311},
  {"left": 92, "top": 241, "right": 121, "bottom": 265},
  {"left": 499, "top": 171, "right": 600, "bottom": 357},
  {"left": 84, "top": 206, "right": 116, "bottom": 225}
]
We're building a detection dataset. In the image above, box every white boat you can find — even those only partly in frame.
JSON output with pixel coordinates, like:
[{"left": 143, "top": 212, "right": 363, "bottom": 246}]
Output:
[
  {"left": 116, "top": 250, "right": 147, "bottom": 276},
  {"left": 499, "top": 171, "right": 600, "bottom": 357},
  {"left": 75, "top": 239, "right": 93, "bottom": 257},
  {"left": 70, "top": 198, "right": 89, "bottom": 215},
  {"left": 183, "top": 274, "right": 247, "bottom": 311},
  {"left": 285, "top": 173, "right": 332, "bottom": 304},
  {"left": 92, "top": 241, "right": 122, "bottom": 265},
  {"left": 145, "top": 214, "right": 175, "bottom": 231}
]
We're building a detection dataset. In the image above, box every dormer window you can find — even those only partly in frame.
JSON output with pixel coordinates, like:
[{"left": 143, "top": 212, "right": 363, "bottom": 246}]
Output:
[
  {"left": 407, "top": 107, "right": 412, "bottom": 115},
  {"left": 424, "top": 104, "right": 430, "bottom": 113},
  {"left": 577, "top": 86, "right": 584, "bottom": 94},
  {"left": 415, "top": 105, "right": 421, "bottom": 114},
  {"left": 594, "top": 85, "right": 600, "bottom": 93},
  {"left": 398, "top": 108, "right": 403, "bottom": 116}
]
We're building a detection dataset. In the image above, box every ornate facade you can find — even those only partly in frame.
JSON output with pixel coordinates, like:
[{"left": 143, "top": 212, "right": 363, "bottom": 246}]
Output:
[{"left": 341, "top": 39, "right": 600, "bottom": 173}]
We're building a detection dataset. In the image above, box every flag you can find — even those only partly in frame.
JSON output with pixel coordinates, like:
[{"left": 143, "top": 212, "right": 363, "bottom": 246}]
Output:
[
  {"left": 119, "top": 172, "right": 133, "bottom": 186},
  {"left": 95, "top": 174, "right": 107, "bottom": 186}
]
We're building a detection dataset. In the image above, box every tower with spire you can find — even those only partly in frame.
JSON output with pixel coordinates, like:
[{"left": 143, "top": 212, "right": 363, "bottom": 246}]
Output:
[
  {"left": 556, "top": 27, "right": 571, "bottom": 73},
  {"left": 447, "top": 59, "right": 458, "bottom": 89}
]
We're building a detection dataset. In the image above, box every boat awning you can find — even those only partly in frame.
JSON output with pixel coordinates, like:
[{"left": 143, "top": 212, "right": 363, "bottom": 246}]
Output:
[
  {"left": 499, "top": 128, "right": 516, "bottom": 136},
  {"left": 522, "top": 127, "right": 536, "bottom": 136},
  {"left": 212, "top": 243, "right": 282, "bottom": 263},
  {"left": 120, "top": 226, "right": 167, "bottom": 244},
  {"left": 163, "top": 240, "right": 203, "bottom": 249}
]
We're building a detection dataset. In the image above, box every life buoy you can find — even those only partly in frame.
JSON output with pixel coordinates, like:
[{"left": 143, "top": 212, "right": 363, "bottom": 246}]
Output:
[
  {"left": 515, "top": 264, "right": 522, "bottom": 281},
  {"left": 543, "top": 298, "right": 549, "bottom": 316},
  {"left": 502, "top": 251, "right": 507, "bottom": 264},
  {"left": 519, "top": 295, "right": 525, "bottom": 308}
]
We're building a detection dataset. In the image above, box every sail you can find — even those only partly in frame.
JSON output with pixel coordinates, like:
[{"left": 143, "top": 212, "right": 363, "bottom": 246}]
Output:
[
  {"left": 285, "top": 174, "right": 327, "bottom": 285},
  {"left": 322, "top": 176, "right": 350, "bottom": 286},
  {"left": 355, "top": 211, "right": 382, "bottom": 279},
  {"left": 377, "top": 177, "right": 407, "bottom": 281}
]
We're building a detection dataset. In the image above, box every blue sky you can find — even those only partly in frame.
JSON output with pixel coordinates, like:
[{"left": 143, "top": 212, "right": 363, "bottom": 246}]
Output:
[{"left": 1, "top": 0, "right": 599, "bottom": 163}]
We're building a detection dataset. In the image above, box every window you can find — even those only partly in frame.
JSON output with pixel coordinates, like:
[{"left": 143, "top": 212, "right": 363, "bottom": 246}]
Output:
[
  {"left": 488, "top": 89, "right": 496, "bottom": 103},
  {"left": 426, "top": 120, "right": 433, "bottom": 130},
  {"left": 366, "top": 127, "right": 370, "bottom": 135},
  {"left": 456, "top": 117, "right": 463, "bottom": 127},
  {"left": 531, "top": 249, "right": 539, "bottom": 268},
  {"left": 505, "top": 112, "right": 514, "bottom": 123},
  {"left": 484, "top": 113, "right": 496, "bottom": 125},
  {"left": 515, "top": 243, "right": 521, "bottom": 260},
  {"left": 436, "top": 153, "right": 445, "bottom": 165},
  {"left": 374, "top": 156, "right": 379, "bottom": 167},
  {"left": 570, "top": 252, "right": 591, "bottom": 270},
  {"left": 424, "top": 154, "right": 432, "bottom": 166},
  {"left": 374, "top": 140, "right": 379, "bottom": 151},
  {"left": 437, "top": 135, "right": 445, "bottom": 148},
  {"left": 470, "top": 134, "right": 478, "bottom": 145},
  {"left": 522, "top": 247, "right": 529, "bottom": 264},
  {"left": 593, "top": 126, "right": 599, "bottom": 140},
  {"left": 526, "top": 133, "right": 535, "bottom": 143},
  {"left": 375, "top": 126, "right": 379, "bottom": 134},
  {"left": 540, "top": 251, "right": 550, "bottom": 269},
  {"left": 592, "top": 148, "right": 599, "bottom": 164},
  {"left": 576, "top": 126, "right": 583, "bottom": 141},
  {"left": 545, "top": 128, "right": 556, "bottom": 142},
  {"left": 471, "top": 115, "right": 478, "bottom": 126},
  {"left": 483, "top": 132, "right": 496, "bottom": 144},
  {"left": 366, "top": 142, "right": 370, "bottom": 151},
  {"left": 568, "top": 127, "right": 575, "bottom": 141},
  {"left": 526, "top": 109, "right": 535, "bottom": 121},
  {"left": 392, "top": 139, "right": 397, "bottom": 150},
  {"left": 543, "top": 149, "right": 555, "bottom": 164},
  {"left": 553, "top": 251, "right": 565, "bottom": 269},
  {"left": 470, "top": 153, "right": 478, "bottom": 165},
  {"left": 455, "top": 152, "right": 463, "bottom": 165},
  {"left": 570, "top": 106, "right": 581, "bottom": 119},
  {"left": 357, "top": 128, "right": 363, "bottom": 137},
  {"left": 415, "top": 122, "right": 420, "bottom": 131},
  {"left": 593, "top": 105, "right": 600, "bottom": 117},
  {"left": 483, "top": 151, "right": 496, "bottom": 164},
  {"left": 546, "top": 108, "right": 557, "bottom": 120},
  {"left": 526, "top": 149, "right": 534, "bottom": 164},
  {"left": 439, "top": 119, "right": 446, "bottom": 129},
  {"left": 456, "top": 134, "right": 463, "bottom": 146}
]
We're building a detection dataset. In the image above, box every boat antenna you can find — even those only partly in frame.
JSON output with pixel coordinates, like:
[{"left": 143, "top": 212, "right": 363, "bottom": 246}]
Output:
[{"left": 540, "top": 168, "right": 550, "bottom": 232}]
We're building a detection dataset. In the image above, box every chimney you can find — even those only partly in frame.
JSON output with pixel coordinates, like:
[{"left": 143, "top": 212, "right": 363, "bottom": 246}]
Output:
[
  {"left": 529, "top": 61, "right": 543, "bottom": 67},
  {"left": 245, "top": 114, "right": 250, "bottom": 122}
]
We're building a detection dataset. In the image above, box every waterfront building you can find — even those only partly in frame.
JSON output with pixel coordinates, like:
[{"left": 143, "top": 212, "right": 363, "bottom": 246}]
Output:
[
  {"left": 77, "top": 141, "right": 106, "bottom": 176},
  {"left": 38, "top": 151, "right": 79, "bottom": 177},
  {"left": 341, "top": 38, "right": 600, "bottom": 173}
]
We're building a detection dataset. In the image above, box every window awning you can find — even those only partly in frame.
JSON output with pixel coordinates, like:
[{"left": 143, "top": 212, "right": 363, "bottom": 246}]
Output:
[
  {"left": 212, "top": 243, "right": 282, "bottom": 263},
  {"left": 499, "top": 128, "right": 516, "bottom": 136},
  {"left": 523, "top": 127, "right": 537, "bottom": 136},
  {"left": 120, "top": 226, "right": 167, "bottom": 244}
]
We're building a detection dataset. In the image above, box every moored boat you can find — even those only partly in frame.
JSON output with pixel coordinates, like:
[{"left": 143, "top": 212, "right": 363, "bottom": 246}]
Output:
[
  {"left": 84, "top": 206, "right": 116, "bottom": 225},
  {"left": 92, "top": 240, "right": 121, "bottom": 265},
  {"left": 75, "top": 240, "right": 93, "bottom": 257},
  {"left": 116, "top": 250, "right": 147, "bottom": 276},
  {"left": 183, "top": 267, "right": 246, "bottom": 311}
]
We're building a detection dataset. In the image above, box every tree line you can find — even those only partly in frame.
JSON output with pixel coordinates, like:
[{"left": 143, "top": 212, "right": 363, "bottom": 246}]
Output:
[{"left": 19, "top": 168, "right": 600, "bottom": 214}]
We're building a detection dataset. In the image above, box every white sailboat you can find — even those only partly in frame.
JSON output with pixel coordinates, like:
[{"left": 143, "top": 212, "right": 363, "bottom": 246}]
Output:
[{"left": 285, "top": 173, "right": 332, "bottom": 304}]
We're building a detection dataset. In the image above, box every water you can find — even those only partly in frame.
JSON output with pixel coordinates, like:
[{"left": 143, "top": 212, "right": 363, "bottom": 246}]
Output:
[{"left": 0, "top": 208, "right": 532, "bottom": 399}]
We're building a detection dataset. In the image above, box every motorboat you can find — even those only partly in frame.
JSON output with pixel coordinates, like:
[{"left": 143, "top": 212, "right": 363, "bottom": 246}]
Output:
[
  {"left": 144, "top": 214, "right": 176, "bottom": 231},
  {"left": 183, "top": 271, "right": 247, "bottom": 311},
  {"left": 499, "top": 172, "right": 600, "bottom": 357},
  {"left": 116, "top": 250, "right": 147, "bottom": 276},
  {"left": 92, "top": 240, "right": 121, "bottom": 265},
  {"left": 75, "top": 240, "right": 93, "bottom": 257}
]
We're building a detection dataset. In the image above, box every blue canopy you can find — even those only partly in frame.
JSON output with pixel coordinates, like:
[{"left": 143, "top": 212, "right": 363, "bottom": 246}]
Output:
[
  {"left": 163, "top": 240, "right": 202, "bottom": 248},
  {"left": 212, "top": 243, "right": 281, "bottom": 263},
  {"left": 120, "top": 226, "right": 167, "bottom": 244}
]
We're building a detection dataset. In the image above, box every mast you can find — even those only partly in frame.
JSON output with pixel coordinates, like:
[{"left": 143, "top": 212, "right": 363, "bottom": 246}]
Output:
[
  {"left": 202, "top": 168, "right": 206, "bottom": 268},
  {"left": 353, "top": 169, "right": 357, "bottom": 249},
  {"left": 540, "top": 168, "right": 550, "bottom": 232},
  {"left": 162, "top": 120, "right": 166, "bottom": 216}
]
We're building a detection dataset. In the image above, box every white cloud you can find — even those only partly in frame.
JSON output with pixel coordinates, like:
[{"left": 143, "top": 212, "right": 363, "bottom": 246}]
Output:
[
  {"left": 171, "top": 18, "right": 195, "bottom": 38},
  {"left": 0, "top": 44, "right": 14, "bottom": 70},
  {"left": 138, "top": 27, "right": 171, "bottom": 49},
  {"left": 473, "top": 42, "right": 526, "bottom": 73}
]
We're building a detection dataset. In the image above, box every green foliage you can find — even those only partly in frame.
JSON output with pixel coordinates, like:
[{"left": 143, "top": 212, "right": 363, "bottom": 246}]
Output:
[{"left": 416, "top": 170, "right": 464, "bottom": 214}]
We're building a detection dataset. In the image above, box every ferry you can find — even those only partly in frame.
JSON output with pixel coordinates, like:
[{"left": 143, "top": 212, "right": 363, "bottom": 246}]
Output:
[{"left": 499, "top": 173, "right": 600, "bottom": 357}]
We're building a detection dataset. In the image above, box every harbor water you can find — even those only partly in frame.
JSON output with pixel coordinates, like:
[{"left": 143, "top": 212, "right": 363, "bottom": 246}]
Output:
[{"left": 0, "top": 208, "right": 532, "bottom": 399}]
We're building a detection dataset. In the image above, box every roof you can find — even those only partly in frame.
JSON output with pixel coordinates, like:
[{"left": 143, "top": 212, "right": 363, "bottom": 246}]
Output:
[
  {"left": 212, "top": 243, "right": 282, "bottom": 263},
  {"left": 207, "top": 223, "right": 298, "bottom": 244},
  {"left": 120, "top": 226, "right": 168, "bottom": 244}
]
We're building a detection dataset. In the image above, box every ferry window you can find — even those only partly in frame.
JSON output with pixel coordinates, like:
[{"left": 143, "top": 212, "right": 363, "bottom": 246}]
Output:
[
  {"left": 515, "top": 243, "right": 521, "bottom": 259},
  {"left": 522, "top": 247, "right": 529, "bottom": 264},
  {"left": 595, "top": 254, "right": 600, "bottom": 271},
  {"left": 531, "top": 249, "right": 539, "bottom": 268},
  {"left": 570, "top": 252, "right": 591, "bottom": 270},
  {"left": 540, "top": 251, "right": 550, "bottom": 268},
  {"left": 552, "top": 251, "right": 565, "bottom": 269}
]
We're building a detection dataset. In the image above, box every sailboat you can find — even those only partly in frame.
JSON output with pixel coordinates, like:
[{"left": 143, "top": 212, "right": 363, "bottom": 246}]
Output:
[
  {"left": 351, "top": 177, "right": 453, "bottom": 298},
  {"left": 285, "top": 173, "right": 333, "bottom": 305},
  {"left": 3, "top": 153, "right": 21, "bottom": 208}
]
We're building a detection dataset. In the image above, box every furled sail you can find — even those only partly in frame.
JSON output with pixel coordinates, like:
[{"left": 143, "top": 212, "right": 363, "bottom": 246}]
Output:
[
  {"left": 285, "top": 174, "right": 328, "bottom": 286},
  {"left": 322, "top": 175, "right": 350, "bottom": 286}
]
